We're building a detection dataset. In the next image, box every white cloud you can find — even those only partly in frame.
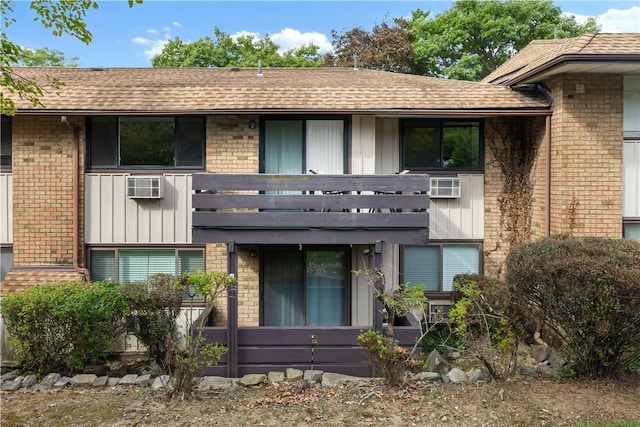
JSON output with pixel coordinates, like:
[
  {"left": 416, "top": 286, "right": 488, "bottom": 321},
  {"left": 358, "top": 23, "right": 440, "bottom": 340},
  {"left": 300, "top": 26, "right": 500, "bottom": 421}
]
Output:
[
  {"left": 564, "top": 6, "right": 640, "bottom": 33},
  {"left": 172, "top": 21, "right": 182, "bottom": 28},
  {"left": 231, "top": 30, "right": 261, "bottom": 41},
  {"left": 271, "top": 28, "right": 332, "bottom": 54},
  {"left": 146, "top": 29, "right": 158, "bottom": 35},
  {"left": 130, "top": 35, "right": 169, "bottom": 59},
  {"left": 131, "top": 36, "right": 150, "bottom": 45}
]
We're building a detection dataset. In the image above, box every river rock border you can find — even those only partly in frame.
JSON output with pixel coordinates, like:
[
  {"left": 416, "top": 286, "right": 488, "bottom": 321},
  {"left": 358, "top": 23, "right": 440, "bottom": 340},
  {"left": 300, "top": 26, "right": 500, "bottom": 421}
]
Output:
[{"left": 0, "top": 364, "right": 487, "bottom": 394}]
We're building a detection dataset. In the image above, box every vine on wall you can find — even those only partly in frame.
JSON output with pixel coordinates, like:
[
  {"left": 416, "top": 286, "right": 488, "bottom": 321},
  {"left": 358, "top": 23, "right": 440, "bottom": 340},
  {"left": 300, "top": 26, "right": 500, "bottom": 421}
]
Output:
[{"left": 486, "top": 117, "right": 543, "bottom": 274}]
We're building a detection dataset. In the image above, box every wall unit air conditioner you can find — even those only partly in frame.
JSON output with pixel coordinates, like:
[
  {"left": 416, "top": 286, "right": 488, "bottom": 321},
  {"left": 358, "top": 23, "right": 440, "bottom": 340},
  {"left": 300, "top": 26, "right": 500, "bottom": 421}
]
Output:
[
  {"left": 127, "top": 176, "right": 164, "bottom": 199},
  {"left": 429, "top": 177, "right": 461, "bottom": 198},
  {"left": 428, "top": 301, "right": 452, "bottom": 324}
]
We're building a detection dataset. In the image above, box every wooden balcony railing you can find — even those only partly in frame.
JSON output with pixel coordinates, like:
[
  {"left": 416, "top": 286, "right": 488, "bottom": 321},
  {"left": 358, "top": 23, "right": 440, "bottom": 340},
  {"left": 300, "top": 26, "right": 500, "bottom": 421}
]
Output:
[{"left": 192, "top": 173, "right": 430, "bottom": 245}]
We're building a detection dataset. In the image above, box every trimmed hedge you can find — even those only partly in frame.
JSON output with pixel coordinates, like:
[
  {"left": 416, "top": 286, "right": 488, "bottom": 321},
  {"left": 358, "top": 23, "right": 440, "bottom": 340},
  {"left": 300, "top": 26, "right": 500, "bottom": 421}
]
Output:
[
  {"left": 506, "top": 236, "right": 640, "bottom": 377},
  {"left": 0, "top": 281, "right": 129, "bottom": 375}
]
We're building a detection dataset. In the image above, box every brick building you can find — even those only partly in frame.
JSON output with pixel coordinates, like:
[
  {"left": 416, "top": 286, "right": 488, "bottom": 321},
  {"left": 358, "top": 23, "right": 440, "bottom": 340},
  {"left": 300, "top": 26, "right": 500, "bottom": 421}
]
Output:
[{"left": 1, "top": 33, "right": 638, "bottom": 375}]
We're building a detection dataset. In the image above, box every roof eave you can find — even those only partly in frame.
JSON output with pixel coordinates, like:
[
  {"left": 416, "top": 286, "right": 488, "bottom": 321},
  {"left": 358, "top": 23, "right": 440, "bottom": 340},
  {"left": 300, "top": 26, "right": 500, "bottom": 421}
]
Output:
[
  {"left": 13, "top": 107, "right": 551, "bottom": 117},
  {"left": 504, "top": 54, "right": 640, "bottom": 86}
]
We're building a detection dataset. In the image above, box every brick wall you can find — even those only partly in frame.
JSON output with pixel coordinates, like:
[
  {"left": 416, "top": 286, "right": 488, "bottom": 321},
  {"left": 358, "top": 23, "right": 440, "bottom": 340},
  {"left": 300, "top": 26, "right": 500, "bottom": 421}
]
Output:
[
  {"left": 205, "top": 116, "right": 260, "bottom": 326},
  {"left": 484, "top": 74, "right": 624, "bottom": 277},
  {"left": 483, "top": 116, "right": 546, "bottom": 277},
  {"left": 546, "top": 74, "right": 623, "bottom": 237},
  {"left": 2, "top": 116, "right": 85, "bottom": 293}
]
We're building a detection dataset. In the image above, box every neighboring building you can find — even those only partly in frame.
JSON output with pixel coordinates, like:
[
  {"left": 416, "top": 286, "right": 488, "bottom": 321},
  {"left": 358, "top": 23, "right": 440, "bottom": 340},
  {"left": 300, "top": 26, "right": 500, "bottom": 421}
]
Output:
[{"left": 1, "top": 33, "right": 638, "bottom": 375}]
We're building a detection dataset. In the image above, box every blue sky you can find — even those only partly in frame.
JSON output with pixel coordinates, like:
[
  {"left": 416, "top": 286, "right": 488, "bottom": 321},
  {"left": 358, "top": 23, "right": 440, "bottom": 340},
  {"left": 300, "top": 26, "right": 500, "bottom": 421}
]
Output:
[{"left": 4, "top": 0, "right": 640, "bottom": 67}]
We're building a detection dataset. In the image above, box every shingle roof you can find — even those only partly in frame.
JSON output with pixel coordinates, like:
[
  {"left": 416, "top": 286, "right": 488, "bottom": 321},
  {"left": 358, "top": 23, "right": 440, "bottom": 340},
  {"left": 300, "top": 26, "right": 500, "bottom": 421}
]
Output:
[
  {"left": 5, "top": 67, "right": 549, "bottom": 114},
  {"left": 483, "top": 33, "right": 640, "bottom": 85}
]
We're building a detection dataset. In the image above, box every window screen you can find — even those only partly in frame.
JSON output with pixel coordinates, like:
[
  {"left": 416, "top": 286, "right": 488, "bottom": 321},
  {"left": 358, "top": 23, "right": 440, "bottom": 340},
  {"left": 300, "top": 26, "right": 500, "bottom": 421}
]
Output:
[
  {"left": 403, "top": 244, "right": 480, "bottom": 292},
  {"left": 403, "top": 246, "right": 440, "bottom": 291}
]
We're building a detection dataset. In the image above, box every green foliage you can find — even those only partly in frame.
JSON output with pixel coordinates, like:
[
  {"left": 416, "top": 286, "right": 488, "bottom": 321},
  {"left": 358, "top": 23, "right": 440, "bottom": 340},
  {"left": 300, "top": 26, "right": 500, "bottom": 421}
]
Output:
[
  {"left": 15, "top": 47, "right": 79, "bottom": 66},
  {"left": 409, "top": 0, "right": 600, "bottom": 81},
  {"left": 0, "top": 281, "right": 128, "bottom": 375},
  {"left": 169, "top": 270, "right": 236, "bottom": 399},
  {"left": 420, "top": 322, "right": 464, "bottom": 354},
  {"left": 1, "top": 0, "right": 98, "bottom": 114},
  {"left": 506, "top": 236, "right": 640, "bottom": 378},
  {"left": 1, "top": 0, "right": 141, "bottom": 115},
  {"left": 152, "top": 26, "right": 323, "bottom": 68},
  {"left": 177, "top": 270, "right": 237, "bottom": 303},
  {"left": 123, "top": 274, "right": 183, "bottom": 372},
  {"left": 357, "top": 330, "right": 422, "bottom": 386},
  {"left": 451, "top": 274, "right": 519, "bottom": 379}
]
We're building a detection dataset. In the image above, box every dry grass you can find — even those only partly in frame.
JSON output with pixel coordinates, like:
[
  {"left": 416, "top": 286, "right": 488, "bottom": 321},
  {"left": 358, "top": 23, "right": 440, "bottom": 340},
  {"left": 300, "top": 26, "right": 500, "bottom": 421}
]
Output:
[{"left": 1, "top": 374, "right": 639, "bottom": 426}]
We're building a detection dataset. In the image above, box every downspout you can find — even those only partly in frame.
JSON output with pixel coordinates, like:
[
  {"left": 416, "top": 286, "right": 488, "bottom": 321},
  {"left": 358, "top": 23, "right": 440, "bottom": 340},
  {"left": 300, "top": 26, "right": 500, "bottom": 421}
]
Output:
[
  {"left": 545, "top": 115, "right": 551, "bottom": 237},
  {"left": 62, "top": 116, "right": 91, "bottom": 281},
  {"left": 534, "top": 84, "right": 554, "bottom": 237}
]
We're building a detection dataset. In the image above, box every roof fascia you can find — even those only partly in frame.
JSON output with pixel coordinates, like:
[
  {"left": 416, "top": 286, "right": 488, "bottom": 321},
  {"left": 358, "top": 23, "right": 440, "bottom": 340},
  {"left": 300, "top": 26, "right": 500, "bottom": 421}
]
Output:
[
  {"left": 506, "top": 54, "right": 640, "bottom": 86},
  {"left": 14, "top": 108, "right": 551, "bottom": 117}
]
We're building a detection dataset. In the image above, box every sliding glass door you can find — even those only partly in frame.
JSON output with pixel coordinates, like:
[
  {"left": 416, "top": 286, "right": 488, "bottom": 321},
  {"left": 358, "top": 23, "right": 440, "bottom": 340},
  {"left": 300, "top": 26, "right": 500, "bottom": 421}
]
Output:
[
  {"left": 262, "top": 247, "right": 349, "bottom": 326},
  {"left": 263, "top": 119, "right": 346, "bottom": 175}
]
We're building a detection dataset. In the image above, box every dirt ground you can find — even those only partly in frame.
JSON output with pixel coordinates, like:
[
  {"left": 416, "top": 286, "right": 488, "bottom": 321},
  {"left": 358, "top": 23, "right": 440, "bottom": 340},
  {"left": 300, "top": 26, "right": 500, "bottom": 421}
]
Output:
[{"left": 1, "top": 374, "right": 639, "bottom": 427}]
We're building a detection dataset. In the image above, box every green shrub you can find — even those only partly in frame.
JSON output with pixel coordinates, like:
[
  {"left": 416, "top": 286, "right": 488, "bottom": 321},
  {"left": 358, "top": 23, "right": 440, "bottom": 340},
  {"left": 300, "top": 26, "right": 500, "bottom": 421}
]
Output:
[
  {"left": 506, "top": 236, "right": 640, "bottom": 378},
  {"left": 0, "top": 281, "right": 128, "bottom": 375},
  {"left": 123, "top": 274, "right": 183, "bottom": 372},
  {"left": 450, "top": 274, "right": 519, "bottom": 379},
  {"left": 170, "top": 270, "right": 234, "bottom": 399}
]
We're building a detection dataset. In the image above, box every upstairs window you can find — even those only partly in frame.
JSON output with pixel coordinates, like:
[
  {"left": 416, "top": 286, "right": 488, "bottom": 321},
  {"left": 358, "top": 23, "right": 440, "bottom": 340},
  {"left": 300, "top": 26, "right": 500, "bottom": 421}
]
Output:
[
  {"left": 87, "top": 116, "right": 205, "bottom": 169},
  {"left": 402, "top": 120, "right": 481, "bottom": 171},
  {"left": 1, "top": 116, "right": 11, "bottom": 168}
]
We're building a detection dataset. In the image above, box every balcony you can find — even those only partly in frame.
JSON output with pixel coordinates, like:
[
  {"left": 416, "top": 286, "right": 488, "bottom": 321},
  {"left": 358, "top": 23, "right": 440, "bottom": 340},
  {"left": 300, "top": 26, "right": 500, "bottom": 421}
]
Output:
[{"left": 192, "top": 173, "right": 430, "bottom": 245}]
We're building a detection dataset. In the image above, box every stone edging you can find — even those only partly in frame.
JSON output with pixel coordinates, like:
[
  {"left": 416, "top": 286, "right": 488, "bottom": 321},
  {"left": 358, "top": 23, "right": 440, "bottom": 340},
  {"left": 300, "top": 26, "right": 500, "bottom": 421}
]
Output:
[{"left": 0, "top": 364, "right": 489, "bottom": 393}]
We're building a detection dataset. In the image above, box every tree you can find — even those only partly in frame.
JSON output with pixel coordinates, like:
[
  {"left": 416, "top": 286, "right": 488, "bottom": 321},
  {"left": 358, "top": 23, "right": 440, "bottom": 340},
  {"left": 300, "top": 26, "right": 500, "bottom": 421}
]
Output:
[
  {"left": 409, "top": 0, "right": 600, "bottom": 81},
  {"left": 16, "top": 47, "right": 79, "bottom": 67},
  {"left": 1, "top": 0, "right": 141, "bottom": 116},
  {"left": 324, "top": 18, "right": 420, "bottom": 74},
  {"left": 151, "top": 27, "right": 323, "bottom": 68}
]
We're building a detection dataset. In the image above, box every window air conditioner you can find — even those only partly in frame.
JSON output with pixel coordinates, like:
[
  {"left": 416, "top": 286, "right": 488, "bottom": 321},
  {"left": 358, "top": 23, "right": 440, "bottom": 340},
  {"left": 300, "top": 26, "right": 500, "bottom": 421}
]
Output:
[
  {"left": 428, "top": 302, "right": 452, "bottom": 323},
  {"left": 429, "top": 177, "right": 461, "bottom": 198},
  {"left": 127, "top": 176, "right": 164, "bottom": 199}
]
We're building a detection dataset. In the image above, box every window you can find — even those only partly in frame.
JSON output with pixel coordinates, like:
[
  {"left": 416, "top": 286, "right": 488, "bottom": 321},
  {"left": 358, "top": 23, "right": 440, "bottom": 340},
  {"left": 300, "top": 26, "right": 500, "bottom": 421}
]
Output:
[
  {"left": 403, "top": 244, "right": 481, "bottom": 292},
  {"left": 624, "top": 222, "right": 640, "bottom": 242},
  {"left": 624, "top": 75, "right": 640, "bottom": 140},
  {"left": 262, "top": 247, "right": 349, "bottom": 326},
  {"left": 0, "top": 247, "right": 12, "bottom": 281},
  {"left": 87, "top": 116, "right": 205, "bottom": 169},
  {"left": 1, "top": 116, "right": 11, "bottom": 168},
  {"left": 402, "top": 120, "right": 481, "bottom": 171},
  {"left": 261, "top": 118, "right": 346, "bottom": 174},
  {"left": 90, "top": 248, "right": 203, "bottom": 283}
]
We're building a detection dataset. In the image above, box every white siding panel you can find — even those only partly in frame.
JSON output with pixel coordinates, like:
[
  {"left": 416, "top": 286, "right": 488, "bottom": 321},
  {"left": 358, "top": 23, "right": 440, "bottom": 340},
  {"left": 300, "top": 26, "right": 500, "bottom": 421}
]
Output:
[
  {"left": 0, "top": 174, "right": 12, "bottom": 244},
  {"left": 375, "top": 119, "right": 400, "bottom": 174},
  {"left": 351, "top": 116, "right": 376, "bottom": 174},
  {"left": 85, "top": 174, "right": 193, "bottom": 244},
  {"left": 174, "top": 175, "right": 192, "bottom": 242},
  {"left": 351, "top": 245, "right": 373, "bottom": 327},
  {"left": 112, "top": 175, "right": 128, "bottom": 242},
  {"left": 623, "top": 141, "right": 640, "bottom": 217},
  {"left": 428, "top": 174, "right": 484, "bottom": 240},
  {"left": 161, "top": 176, "right": 177, "bottom": 242}
]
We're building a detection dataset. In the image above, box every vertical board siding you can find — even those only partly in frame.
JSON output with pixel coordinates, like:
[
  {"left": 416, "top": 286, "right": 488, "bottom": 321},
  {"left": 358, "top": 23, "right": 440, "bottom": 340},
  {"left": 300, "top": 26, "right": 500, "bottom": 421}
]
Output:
[
  {"left": 110, "top": 306, "right": 205, "bottom": 353},
  {"left": 85, "top": 174, "right": 193, "bottom": 244},
  {"left": 375, "top": 118, "right": 400, "bottom": 175},
  {"left": 623, "top": 141, "right": 640, "bottom": 217},
  {"left": 352, "top": 116, "right": 376, "bottom": 174},
  {"left": 0, "top": 174, "right": 12, "bottom": 244},
  {"left": 429, "top": 174, "right": 484, "bottom": 240}
]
